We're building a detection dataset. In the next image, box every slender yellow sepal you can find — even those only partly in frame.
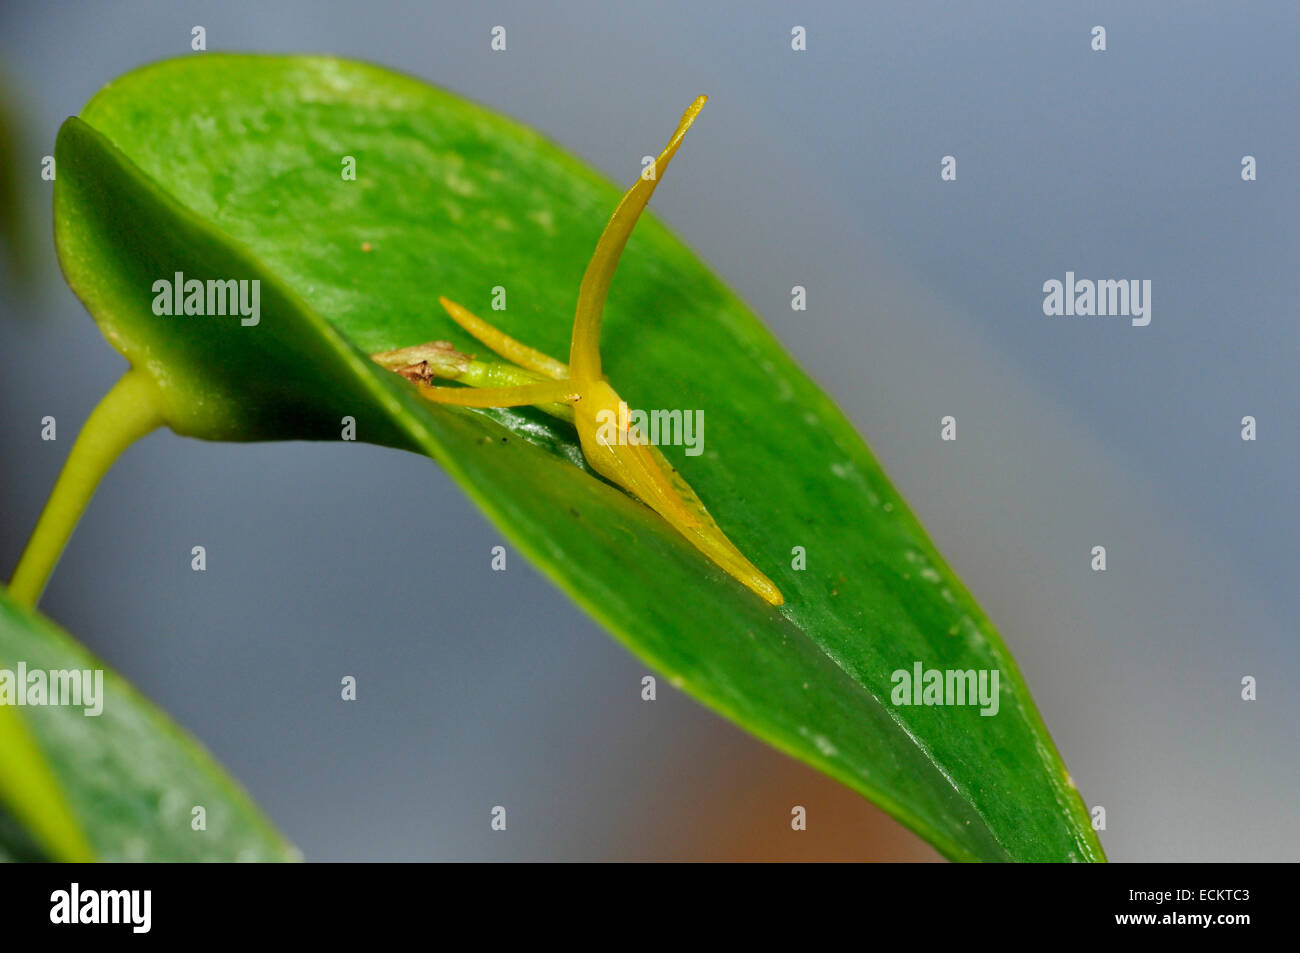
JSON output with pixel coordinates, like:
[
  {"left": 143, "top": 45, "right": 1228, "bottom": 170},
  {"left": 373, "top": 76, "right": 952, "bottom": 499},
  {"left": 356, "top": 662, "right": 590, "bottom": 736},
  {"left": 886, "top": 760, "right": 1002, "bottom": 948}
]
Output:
[
  {"left": 569, "top": 95, "right": 707, "bottom": 381},
  {"left": 415, "top": 380, "right": 579, "bottom": 408},
  {"left": 438, "top": 297, "right": 570, "bottom": 381}
]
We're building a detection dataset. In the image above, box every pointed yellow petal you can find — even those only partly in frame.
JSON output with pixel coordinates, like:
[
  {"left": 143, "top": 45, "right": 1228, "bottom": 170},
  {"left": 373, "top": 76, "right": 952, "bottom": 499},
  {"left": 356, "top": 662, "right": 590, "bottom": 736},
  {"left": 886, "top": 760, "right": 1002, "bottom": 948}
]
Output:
[
  {"left": 643, "top": 443, "right": 784, "bottom": 605},
  {"left": 415, "top": 380, "right": 580, "bottom": 408},
  {"left": 438, "top": 297, "right": 570, "bottom": 380},
  {"left": 569, "top": 96, "right": 707, "bottom": 381},
  {"left": 572, "top": 380, "right": 784, "bottom": 606}
]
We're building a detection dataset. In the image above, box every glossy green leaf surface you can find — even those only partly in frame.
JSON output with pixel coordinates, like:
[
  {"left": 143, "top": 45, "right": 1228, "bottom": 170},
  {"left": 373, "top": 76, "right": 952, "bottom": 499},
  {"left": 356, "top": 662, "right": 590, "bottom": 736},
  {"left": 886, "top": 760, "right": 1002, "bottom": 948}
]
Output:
[
  {"left": 51, "top": 54, "right": 1103, "bottom": 861},
  {"left": 0, "top": 586, "right": 297, "bottom": 860}
]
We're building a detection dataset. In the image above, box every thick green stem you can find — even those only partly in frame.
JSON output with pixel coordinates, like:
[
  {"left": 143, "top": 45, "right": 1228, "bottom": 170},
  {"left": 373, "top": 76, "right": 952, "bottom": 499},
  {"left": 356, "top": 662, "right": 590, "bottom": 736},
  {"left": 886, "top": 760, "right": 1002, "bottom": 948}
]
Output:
[{"left": 9, "top": 369, "right": 164, "bottom": 607}]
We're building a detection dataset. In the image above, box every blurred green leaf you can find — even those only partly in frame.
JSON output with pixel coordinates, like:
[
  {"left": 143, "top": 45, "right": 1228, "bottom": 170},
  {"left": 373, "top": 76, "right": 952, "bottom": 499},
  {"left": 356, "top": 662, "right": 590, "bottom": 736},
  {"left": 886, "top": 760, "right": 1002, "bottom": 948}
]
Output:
[{"left": 0, "top": 587, "right": 297, "bottom": 861}]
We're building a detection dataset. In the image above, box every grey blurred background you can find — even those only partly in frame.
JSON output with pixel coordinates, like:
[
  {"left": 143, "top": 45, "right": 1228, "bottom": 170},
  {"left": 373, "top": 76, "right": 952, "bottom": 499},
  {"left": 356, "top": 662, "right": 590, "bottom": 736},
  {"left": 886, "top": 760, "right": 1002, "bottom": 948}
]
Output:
[{"left": 1, "top": 1, "right": 1295, "bottom": 861}]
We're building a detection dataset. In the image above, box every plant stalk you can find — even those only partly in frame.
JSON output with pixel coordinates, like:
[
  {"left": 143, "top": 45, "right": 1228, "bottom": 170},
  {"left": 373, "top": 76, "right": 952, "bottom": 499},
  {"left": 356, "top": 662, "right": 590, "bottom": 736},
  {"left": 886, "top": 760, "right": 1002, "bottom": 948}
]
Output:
[{"left": 9, "top": 369, "right": 164, "bottom": 606}]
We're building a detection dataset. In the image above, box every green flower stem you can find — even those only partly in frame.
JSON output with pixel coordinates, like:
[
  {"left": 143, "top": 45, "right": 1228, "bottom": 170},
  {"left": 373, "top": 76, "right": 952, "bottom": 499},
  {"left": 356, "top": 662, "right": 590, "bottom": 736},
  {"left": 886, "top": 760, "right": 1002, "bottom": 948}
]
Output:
[{"left": 9, "top": 369, "right": 164, "bottom": 607}]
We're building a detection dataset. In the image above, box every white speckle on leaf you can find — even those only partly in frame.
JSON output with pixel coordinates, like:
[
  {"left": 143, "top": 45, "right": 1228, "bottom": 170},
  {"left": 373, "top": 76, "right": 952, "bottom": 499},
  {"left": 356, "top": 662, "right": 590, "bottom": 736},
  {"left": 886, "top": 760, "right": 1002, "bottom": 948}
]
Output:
[
  {"left": 799, "top": 726, "right": 839, "bottom": 758},
  {"left": 444, "top": 171, "right": 477, "bottom": 196},
  {"left": 813, "top": 734, "right": 838, "bottom": 757},
  {"left": 959, "top": 616, "right": 986, "bottom": 646}
]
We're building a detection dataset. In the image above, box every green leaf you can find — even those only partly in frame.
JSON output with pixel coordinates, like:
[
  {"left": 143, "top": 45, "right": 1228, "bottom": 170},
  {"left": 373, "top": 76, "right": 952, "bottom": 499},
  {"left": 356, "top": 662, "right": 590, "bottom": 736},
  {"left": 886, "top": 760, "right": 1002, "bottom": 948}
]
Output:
[
  {"left": 0, "top": 587, "right": 298, "bottom": 861},
  {"left": 0, "top": 695, "right": 91, "bottom": 862},
  {"left": 50, "top": 54, "right": 1103, "bottom": 861}
]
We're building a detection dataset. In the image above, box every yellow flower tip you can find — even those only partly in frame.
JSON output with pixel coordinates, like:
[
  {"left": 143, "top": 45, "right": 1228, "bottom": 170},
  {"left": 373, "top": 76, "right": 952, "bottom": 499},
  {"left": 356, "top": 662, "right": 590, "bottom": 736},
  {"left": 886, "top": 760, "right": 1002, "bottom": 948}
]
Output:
[
  {"left": 659, "top": 95, "right": 708, "bottom": 165},
  {"left": 744, "top": 569, "right": 785, "bottom": 607}
]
